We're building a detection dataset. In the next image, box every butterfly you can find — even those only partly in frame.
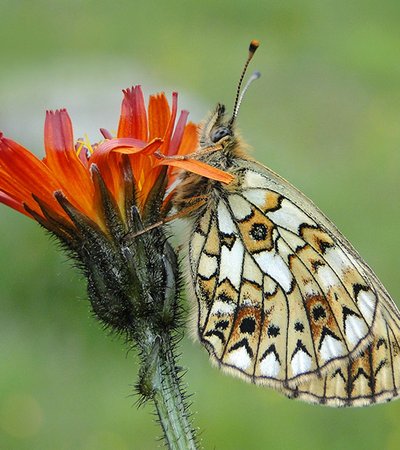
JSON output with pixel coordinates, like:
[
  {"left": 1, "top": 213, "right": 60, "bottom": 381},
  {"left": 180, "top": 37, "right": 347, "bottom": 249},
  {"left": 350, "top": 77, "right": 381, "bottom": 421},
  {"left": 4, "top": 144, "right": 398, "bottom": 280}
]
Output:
[{"left": 173, "top": 40, "right": 400, "bottom": 407}]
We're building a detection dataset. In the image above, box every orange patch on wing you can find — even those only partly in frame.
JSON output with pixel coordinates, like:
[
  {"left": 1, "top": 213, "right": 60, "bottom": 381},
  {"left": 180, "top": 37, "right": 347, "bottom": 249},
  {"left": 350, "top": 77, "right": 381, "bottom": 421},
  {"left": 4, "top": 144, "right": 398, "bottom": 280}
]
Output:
[
  {"left": 300, "top": 226, "right": 335, "bottom": 254},
  {"left": 238, "top": 207, "right": 275, "bottom": 253},
  {"left": 305, "top": 294, "right": 342, "bottom": 344},
  {"left": 203, "top": 216, "right": 221, "bottom": 256},
  {"left": 261, "top": 191, "right": 282, "bottom": 212}
]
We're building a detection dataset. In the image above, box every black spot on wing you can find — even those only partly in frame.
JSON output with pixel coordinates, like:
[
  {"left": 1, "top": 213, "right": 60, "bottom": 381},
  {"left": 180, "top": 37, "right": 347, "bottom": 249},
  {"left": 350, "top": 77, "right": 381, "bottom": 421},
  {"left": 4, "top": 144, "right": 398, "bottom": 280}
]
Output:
[
  {"left": 240, "top": 317, "right": 256, "bottom": 334},
  {"left": 219, "top": 232, "right": 237, "bottom": 250},
  {"left": 267, "top": 324, "right": 280, "bottom": 338},
  {"left": 294, "top": 321, "right": 304, "bottom": 332},
  {"left": 312, "top": 305, "right": 327, "bottom": 321},
  {"left": 311, "top": 259, "right": 325, "bottom": 272},
  {"left": 376, "top": 338, "right": 387, "bottom": 350},
  {"left": 342, "top": 306, "right": 361, "bottom": 331},
  {"left": 353, "top": 283, "right": 369, "bottom": 297},
  {"left": 216, "top": 320, "right": 230, "bottom": 330},
  {"left": 249, "top": 223, "right": 269, "bottom": 241},
  {"left": 218, "top": 292, "right": 234, "bottom": 303}
]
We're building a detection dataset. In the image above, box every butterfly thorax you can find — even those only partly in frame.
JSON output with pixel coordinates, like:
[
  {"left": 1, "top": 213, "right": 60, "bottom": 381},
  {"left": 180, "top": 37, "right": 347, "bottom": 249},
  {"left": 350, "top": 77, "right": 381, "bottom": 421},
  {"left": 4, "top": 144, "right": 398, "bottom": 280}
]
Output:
[{"left": 172, "top": 104, "right": 250, "bottom": 215}]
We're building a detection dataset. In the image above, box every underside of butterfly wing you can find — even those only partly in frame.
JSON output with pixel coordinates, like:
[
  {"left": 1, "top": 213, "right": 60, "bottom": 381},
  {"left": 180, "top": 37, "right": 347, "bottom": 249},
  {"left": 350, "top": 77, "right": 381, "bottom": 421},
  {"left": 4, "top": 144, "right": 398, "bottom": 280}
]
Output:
[
  {"left": 281, "top": 302, "right": 400, "bottom": 406},
  {"left": 188, "top": 160, "right": 400, "bottom": 406}
]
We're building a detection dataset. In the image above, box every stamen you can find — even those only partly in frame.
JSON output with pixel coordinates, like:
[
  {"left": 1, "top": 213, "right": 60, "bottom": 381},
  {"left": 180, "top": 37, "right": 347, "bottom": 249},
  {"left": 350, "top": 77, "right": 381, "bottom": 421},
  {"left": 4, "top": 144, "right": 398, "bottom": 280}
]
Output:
[
  {"left": 75, "top": 134, "right": 95, "bottom": 161},
  {"left": 100, "top": 128, "right": 113, "bottom": 139}
]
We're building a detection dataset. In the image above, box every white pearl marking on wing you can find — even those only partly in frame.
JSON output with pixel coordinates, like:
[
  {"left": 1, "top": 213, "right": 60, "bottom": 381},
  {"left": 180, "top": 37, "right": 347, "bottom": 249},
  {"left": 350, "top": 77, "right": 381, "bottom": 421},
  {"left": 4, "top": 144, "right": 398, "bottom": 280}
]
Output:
[
  {"left": 291, "top": 350, "right": 312, "bottom": 376},
  {"left": 345, "top": 315, "right": 368, "bottom": 346},
  {"left": 316, "top": 265, "right": 338, "bottom": 289},
  {"left": 219, "top": 239, "right": 245, "bottom": 290},
  {"left": 242, "top": 189, "right": 268, "bottom": 208},
  {"left": 228, "top": 194, "right": 253, "bottom": 220},
  {"left": 267, "top": 199, "right": 315, "bottom": 233},
  {"left": 198, "top": 253, "right": 218, "bottom": 279},
  {"left": 259, "top": 352, "right": 281, "bottom": 377},
  {"left": 217, "top": 200, "right": 237, "bottom": 235},
  {"left": 254, "top": 250, "right": 293, "bottom": 293},
  {"left": 357, "top": 290, "right": 376, "bottom": 325},
  {"left": 211, "top": 301, "right": 236, "bottom": 315},
  {"left": 319, "top": 335, "right": 345, "bottom": 361},
  {"left": 228, "top": 346, "right": 252, "bottom": 370},
  {"left": 243, "top": 171, "right": 270, "bottom": 189}
]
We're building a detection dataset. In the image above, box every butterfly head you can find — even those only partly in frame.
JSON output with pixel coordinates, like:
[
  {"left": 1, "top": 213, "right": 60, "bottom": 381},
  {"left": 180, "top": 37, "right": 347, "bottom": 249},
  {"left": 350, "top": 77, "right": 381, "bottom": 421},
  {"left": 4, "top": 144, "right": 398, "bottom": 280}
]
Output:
[{"left": 199, "top": 103, "right": 235, "bottom": 149}]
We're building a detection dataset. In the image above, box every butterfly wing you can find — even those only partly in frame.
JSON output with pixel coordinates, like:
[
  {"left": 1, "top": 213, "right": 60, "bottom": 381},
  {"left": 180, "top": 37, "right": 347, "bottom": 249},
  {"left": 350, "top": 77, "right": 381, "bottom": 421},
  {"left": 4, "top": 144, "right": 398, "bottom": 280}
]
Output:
[
  {"left": 282, "top": 303, "right": 400, "bottom": 406},
  {"left": 188, "top": 159, "right": 400, "bottom": 406}
]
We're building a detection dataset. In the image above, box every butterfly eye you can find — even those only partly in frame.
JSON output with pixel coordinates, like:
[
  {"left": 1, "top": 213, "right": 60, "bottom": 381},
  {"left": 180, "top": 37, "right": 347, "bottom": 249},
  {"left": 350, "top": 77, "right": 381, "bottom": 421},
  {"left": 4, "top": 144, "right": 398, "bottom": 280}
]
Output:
[{"left": 211, "top": 126, "right": 231, "bottom": 143}]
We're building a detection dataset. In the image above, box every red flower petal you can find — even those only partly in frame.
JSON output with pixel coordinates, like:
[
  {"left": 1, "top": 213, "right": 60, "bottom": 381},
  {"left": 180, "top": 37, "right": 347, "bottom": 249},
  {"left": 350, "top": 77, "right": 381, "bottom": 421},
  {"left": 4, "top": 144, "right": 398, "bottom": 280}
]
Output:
[
  {"left": 0, "top": 190, "right": 30, "bottom": 217},
  {"left": 159, "top": 92, "right": 178, "bottom": 154},
  {"left": 118, "top": 86, "right": 148, "bottom": 140},
  {"left": 169, "top": 110, "right": 189, "bottom": 156}
]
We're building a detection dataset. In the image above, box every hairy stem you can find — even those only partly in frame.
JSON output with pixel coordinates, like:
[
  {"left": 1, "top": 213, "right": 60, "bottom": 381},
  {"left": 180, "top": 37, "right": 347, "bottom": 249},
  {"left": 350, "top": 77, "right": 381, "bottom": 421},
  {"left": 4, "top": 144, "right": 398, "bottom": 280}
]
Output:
[
  {"left": 154, "top": 335, "right": 197, "bottom": 449},
  {"left": 138, "top": 327, "right": 198, "bottom": 450}
]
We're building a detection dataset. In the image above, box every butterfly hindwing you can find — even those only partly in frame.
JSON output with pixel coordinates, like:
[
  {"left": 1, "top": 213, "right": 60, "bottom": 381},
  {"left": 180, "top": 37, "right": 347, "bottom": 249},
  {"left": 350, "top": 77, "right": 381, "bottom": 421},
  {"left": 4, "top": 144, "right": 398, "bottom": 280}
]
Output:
[
  {"left": 189, "top": 159, "right": 399, "bottom": 405},
  {"left": 282, "top": 302, "right": 400, "bottom": 406}
]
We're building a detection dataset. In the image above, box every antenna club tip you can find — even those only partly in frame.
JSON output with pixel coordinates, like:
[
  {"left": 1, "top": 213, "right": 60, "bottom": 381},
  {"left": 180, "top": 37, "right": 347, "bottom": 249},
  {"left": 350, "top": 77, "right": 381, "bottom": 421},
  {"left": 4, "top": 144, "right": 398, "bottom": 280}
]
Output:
[{"left": 249, "top": 39, "right": 260, "bottom": 54}]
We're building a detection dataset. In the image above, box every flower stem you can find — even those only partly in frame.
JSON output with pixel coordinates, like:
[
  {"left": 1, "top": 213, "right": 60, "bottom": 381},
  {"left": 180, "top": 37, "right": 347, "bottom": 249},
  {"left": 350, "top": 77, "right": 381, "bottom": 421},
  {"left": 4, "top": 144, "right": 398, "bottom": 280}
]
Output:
[
  {"left": 154, "top": 335, "right": 198, "bottom": 449},
  {"left": 138, "top": 327, "right": 198, "bottom": 450}
]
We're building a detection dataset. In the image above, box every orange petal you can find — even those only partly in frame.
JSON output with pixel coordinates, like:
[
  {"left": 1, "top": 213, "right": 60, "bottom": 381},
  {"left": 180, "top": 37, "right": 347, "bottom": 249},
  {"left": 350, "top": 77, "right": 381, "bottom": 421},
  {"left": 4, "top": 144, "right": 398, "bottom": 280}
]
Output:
[
  {"left": 0, "top": 134, "right": 61, "bottom": 212},
  {"left": 158, "top": 159, "right": 234, "bottom": 184},
  {"left": 111, "top": 138, "right": 163, "bottom": 156},
  {"left": 148, "top": 93, "right": 171, "bottom": 141},
  {"left": 91, "top": 137, "right": 148, "bottom": 163},
  {"left": 89, "top": 138, "right": 140, "bottom": 201},
  {"left": 138, "top": 165, "right": 164, "bottom": 207},
  {"left": 159, "top": 92, "right": 178, "bottom": 155},
  {"left": 117, "top": 86, "right": 148, "bottom": 140},
  {"left": 44, "top": 110, "right": 95, "bottom": 219},
  {"left": 178, "top": 122, "right": 199, "bottom": 155}
]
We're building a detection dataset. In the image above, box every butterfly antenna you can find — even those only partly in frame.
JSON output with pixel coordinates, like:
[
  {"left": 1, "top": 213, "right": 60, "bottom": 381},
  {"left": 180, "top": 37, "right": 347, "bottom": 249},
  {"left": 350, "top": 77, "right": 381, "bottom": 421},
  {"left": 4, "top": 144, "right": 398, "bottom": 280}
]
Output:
[
  {"left": 235, "top": 71, "right": 261, "bottom": 118},
  {"left": 229, "top": 39, "right": 260, "bottom": 126}
]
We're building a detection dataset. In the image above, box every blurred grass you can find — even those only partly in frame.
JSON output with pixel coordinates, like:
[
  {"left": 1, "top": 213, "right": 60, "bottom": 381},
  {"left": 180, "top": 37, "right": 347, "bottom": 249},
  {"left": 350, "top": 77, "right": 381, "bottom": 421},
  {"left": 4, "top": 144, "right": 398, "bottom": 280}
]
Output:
[{"left": 1, "top": 0, "right": 400, "bottom": 449}]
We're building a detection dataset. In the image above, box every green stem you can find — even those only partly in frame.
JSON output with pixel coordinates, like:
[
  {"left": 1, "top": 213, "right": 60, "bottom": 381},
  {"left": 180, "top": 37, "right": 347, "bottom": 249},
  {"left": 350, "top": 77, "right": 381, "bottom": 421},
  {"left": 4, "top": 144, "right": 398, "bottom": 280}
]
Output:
[
  {"left": 154, "top": 335, "right": 198, "bottom": 450},
  {"left": 138, "top": 328, "right": 198, "bottom": 450}
]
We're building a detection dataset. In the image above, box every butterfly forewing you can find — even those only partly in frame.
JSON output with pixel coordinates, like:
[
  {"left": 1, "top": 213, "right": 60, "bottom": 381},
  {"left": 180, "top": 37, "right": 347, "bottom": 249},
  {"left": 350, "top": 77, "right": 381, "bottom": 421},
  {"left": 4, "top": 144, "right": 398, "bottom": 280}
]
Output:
[{"left": 188, "top": 159, "right": 399, "bottom": 405}]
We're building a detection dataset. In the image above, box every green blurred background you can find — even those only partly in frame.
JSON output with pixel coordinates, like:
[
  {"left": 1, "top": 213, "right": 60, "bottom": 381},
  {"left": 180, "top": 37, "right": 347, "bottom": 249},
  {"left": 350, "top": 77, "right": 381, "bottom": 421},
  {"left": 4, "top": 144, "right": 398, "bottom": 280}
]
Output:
[{"left": 1, "top": 1, "right": 399, "bottom": 449}]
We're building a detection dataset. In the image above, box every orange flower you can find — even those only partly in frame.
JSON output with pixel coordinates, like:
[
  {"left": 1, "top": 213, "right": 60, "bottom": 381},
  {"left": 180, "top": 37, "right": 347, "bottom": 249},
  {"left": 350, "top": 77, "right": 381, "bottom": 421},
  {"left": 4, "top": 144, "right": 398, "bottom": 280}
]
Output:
[{"left": 0, "top": 86, "right": 232, "bottom": 241}]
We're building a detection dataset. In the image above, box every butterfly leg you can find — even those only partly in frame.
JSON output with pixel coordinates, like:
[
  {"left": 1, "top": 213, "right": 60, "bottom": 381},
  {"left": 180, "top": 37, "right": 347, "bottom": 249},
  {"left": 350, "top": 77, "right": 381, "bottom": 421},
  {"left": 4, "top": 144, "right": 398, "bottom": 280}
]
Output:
[{"left": 125, "top": 196, "right": 208, "bottom": 239}]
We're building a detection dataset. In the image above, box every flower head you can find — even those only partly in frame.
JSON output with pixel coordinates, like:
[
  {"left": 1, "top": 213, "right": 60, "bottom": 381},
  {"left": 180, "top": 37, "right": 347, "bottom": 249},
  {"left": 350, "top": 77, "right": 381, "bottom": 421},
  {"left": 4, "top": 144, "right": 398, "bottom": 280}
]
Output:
[
  {"left": 0, "top": 85, "right": 233, "bottom": 334},
  {"left": 0, "top": 86, "right": 232, "bottom": 244}
]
